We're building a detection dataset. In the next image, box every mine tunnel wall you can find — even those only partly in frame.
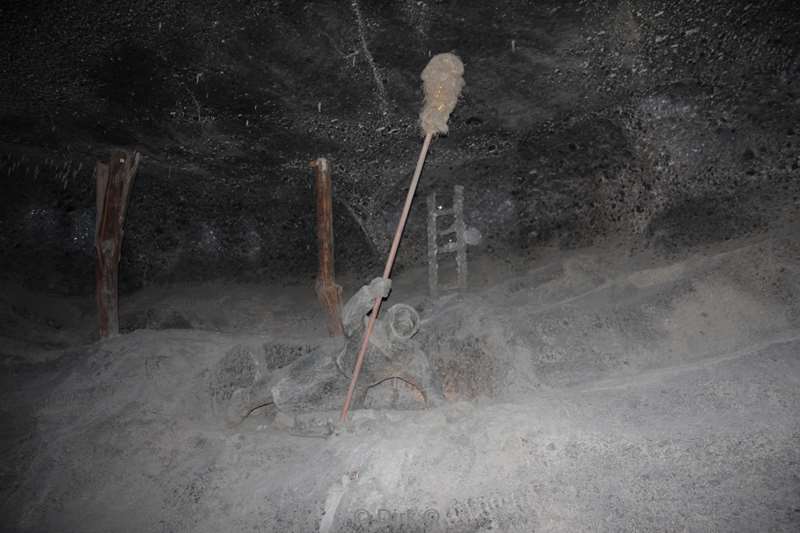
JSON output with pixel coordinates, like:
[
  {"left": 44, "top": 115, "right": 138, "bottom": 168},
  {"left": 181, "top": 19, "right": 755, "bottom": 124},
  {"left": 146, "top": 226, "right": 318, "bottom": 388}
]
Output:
[
  {"left": 0, "top": 156, "right": 380, "bottom": 295},
  {"left": 0, "top": 0, "right": 798, "bottom": 295},
  {"left": 2, "top": 107, "right": 797, "bottom": 297}
]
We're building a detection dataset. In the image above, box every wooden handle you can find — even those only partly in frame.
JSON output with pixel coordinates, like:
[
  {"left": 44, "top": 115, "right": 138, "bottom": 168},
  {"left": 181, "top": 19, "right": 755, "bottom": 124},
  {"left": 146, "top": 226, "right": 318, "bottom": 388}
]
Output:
[{"left": 340, "top": 133, "right": 433, "bottom": 422}]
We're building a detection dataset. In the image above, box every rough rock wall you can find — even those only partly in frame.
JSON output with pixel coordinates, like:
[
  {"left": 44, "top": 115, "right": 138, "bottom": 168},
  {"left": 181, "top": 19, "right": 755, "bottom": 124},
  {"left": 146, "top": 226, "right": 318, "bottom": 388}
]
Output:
[{"left": 0, "top": 0, "right": 798, "bottom": 294}]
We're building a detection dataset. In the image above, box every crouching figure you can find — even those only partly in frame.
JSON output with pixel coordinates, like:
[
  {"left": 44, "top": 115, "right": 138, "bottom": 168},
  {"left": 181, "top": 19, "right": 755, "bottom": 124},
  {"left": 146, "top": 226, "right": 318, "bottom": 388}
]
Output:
[{"left": 224, "top": 277, "right": 444, "bottom": 426}]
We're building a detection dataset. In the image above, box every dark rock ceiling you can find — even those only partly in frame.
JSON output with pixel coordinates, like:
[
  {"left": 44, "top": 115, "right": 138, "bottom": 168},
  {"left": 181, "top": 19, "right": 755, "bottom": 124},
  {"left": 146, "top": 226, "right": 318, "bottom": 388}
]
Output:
[{"left": 0, "top": 0, "right": 799, "bottom": 294}]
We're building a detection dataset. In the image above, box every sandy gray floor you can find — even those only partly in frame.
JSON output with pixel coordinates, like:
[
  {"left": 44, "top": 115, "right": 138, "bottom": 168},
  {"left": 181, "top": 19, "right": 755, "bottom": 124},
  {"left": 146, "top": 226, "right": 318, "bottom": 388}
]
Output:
[{"left": 2, "top": 231, "right": 799, "bottom": 532}]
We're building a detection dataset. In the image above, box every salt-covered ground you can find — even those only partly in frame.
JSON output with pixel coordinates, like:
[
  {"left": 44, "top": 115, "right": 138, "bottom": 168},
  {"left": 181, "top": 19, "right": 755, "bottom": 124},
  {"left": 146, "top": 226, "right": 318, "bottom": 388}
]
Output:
[{"left": 2, "top": 230, "right": 799, "bottom": 532}]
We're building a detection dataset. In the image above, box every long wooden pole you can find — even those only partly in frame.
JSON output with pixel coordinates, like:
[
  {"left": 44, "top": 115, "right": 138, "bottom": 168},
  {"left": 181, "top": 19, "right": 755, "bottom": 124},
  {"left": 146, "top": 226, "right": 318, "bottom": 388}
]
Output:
[{"left": 340, "top": 133, "right": 433, "bottom": 422}]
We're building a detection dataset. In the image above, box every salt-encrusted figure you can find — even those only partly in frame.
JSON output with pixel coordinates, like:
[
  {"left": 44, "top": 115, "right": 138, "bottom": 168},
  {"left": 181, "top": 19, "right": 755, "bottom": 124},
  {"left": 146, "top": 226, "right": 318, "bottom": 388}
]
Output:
[{"left": 224, "top": 277, "right": 444, "bottom": 426}]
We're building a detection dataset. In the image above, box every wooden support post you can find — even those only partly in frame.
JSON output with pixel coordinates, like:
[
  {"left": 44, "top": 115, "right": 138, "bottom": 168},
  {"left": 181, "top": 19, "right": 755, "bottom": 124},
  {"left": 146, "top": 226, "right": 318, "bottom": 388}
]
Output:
[
  {"left": 311, "top": 157, "right": 344, "bottom": 337},
  {"left": 95, "top": 150, "right": 140, "bottom": 338}
]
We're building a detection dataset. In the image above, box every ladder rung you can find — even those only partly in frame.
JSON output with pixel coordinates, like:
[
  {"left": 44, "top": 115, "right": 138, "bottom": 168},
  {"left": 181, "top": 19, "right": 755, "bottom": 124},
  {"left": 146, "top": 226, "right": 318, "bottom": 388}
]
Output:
[
  {"left": 434, "top": 208, "right": 454, "bottom": 217},
  {"left": 438, "top": 242, "right": 462, "bottom": 253},
  {"left": 438, "top": 225, "right": 456, "bottom": 236}
]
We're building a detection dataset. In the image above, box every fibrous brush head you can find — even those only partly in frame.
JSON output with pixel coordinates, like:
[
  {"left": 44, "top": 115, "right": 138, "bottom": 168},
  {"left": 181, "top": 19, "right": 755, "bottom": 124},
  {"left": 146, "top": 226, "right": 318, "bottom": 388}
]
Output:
[{"left": 419, "top": 52, "right": 465, "bottom": 137}]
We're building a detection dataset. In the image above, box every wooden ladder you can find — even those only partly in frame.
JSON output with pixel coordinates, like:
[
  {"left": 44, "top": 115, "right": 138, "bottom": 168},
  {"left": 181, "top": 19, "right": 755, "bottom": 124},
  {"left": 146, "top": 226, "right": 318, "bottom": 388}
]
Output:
[{"left": 427, "top": 185, "right": 468, "bottom": 298}]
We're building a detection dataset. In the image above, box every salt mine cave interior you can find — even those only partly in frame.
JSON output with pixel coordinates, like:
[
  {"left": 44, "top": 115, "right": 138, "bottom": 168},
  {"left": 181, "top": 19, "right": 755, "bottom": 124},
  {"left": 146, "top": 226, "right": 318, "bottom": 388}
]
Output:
[{"left": 1, "top": 1, "right": 800, "bottom": 532}]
